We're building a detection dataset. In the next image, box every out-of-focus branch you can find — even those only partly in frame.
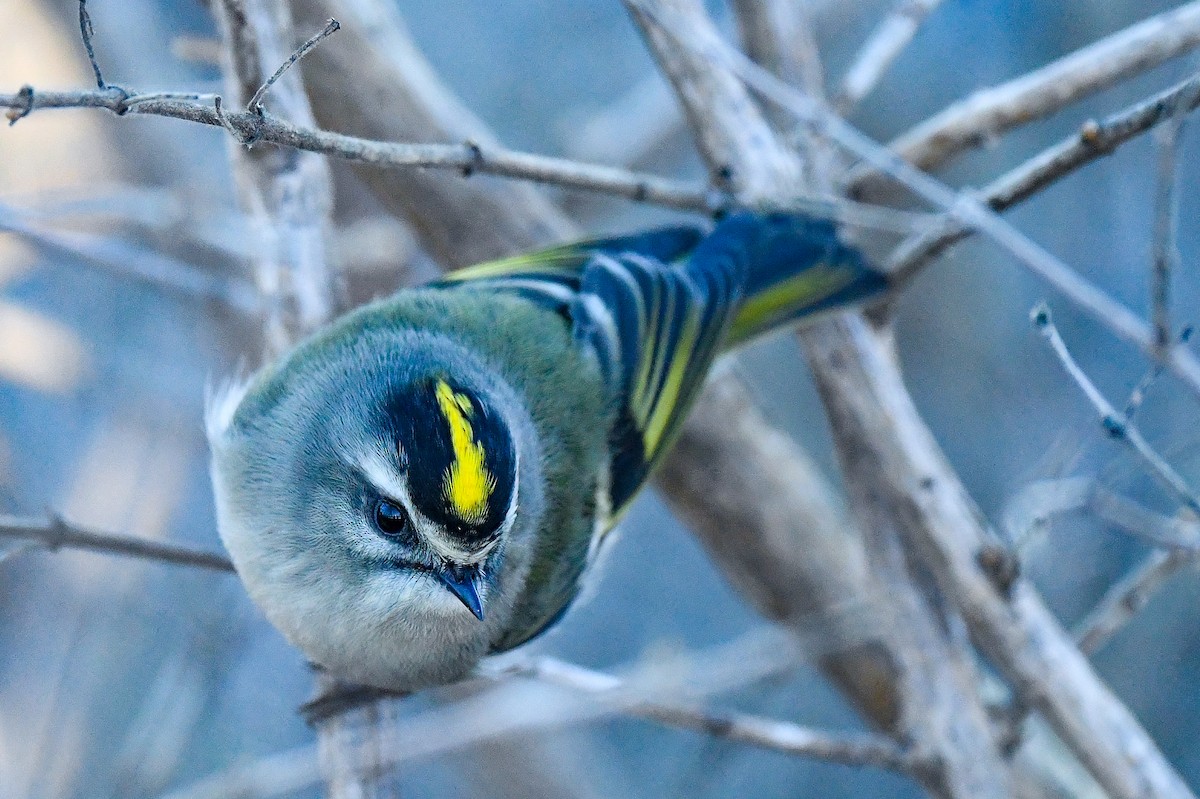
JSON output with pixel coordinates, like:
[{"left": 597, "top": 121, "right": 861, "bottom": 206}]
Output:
[
  {"left": 803, "top": 315, "right": 1196, "bottom": 799},
  {"left": 160, "top": 629, "right": 846, "bottom": 799},
  {"left": 888, "top": 71, "right": 1200, "bottom": 282},
  {"left": 730, "top": 0, "right": 824, "bottom": 98},
  {"left": 0, "top": 515, "right": 234, "bottom": 572},
  {"left": 630, "top": 0, "right": 803, "bottom": 196},
  {"left": 834, "top": 0, "right": 946, "bottom": 114},
  {"left": 1004, "top": 477, "right": 1200, "bottom": 655},
  {"left": 1032, "top": 303, "right": 1200, "bottom": 517},
  {"left": 861, "top": 1, "right": 1200, "bottom": 185},
  {"left": 730, "top": 0, "right": 837, "bottom": 191},
  {"left": 1150, "top": 107, "right": 1185, "bottom": 356},
  {"left": 0, "top": 204, "right": 260, "bottom": 314},
  {"left": 721, "top": 45, "right": 1200, "bottom": 407},
  {"left": 508, "top": 655, "right": 913, "bottom": 771},
  {"left": 627, "top": 3, "right": 1014, "bottom": 799},
  {"left": 212, "top": 0, "right": 340, "bottom": 354},
  {"left": 1077, "top": 548, "right": 1200, "bottom": 655}
]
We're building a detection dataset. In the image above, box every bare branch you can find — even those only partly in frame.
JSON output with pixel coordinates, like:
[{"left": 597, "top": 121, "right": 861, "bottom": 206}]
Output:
[
  {"left": 1077, "top": 548, "right": 1200, "bottom": 655},
  {"left": 730, "top": 0, "right": 838, "bottom": 193},
  {"left": 160, "top": 629, "right": 825, "bottom": 799},
  {"left": 804, "top": 314, "right": 1197, "bottom": 799},
  {"left": 294, "top": 0, "right": 577, "bottom": 267},
  {"left": 0, "top": 515, "right": 234, "bottom": 572},
  {"left": 627, "top": 0, "right": 804, "bottom": 197},
  {"left": 1002, "top": 477, "right": 1094, "bottom": 548},
  {"left": 510, "top": 656, "right": 913, "bottom": 771},
  {"left": 0, "top": 204, "right": 260, "bottom": 314},
  {"left": 0, "top": 87, "right": 722, "bottom": 216},
  {"left": 1004, "top": 478, "right": 1200, "bottom": 653},
  {"left": 1151, "top": 112, "right": 1185, "bottom": 356},
  {"left": 834, "top": 0, "right": 946, "bottom": 113},
  {"left": 888, "top": 71, "right": 1200, "bottom": 279},
  {"left": 1031, "top": 303, "right": 1200, "bottom": 518},
  {"left": 1089, "top": 488, "right": 1200, "bottom": 551},
  {"left": 730, "top": 0, "right": 825, "bottom": 98},
  {"left": 247, "top": 18, "right": 340, "bottom": 115},
  {"left": 874, "top": 1, "right": 1200, "bottom": 178},
  {"left": 213, "top": 0, "right": 341, "bottom": 352}
]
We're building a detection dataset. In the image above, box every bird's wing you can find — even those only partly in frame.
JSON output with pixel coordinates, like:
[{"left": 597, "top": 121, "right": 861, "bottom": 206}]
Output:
[
  {"left": 488, "top": 248, "right": 738, "bottom": 653},
  {"left": 570, "top": 249, "right": 740, "bottom": 526}
]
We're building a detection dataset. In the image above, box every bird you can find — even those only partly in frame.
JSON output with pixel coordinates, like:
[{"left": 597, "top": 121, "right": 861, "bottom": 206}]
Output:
[{"left": 206, "top": 210, "right": 889, "bottom": 693}]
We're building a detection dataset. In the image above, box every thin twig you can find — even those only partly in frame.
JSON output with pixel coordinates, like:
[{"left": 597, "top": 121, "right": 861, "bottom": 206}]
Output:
[
  {"left": 870, "top": 0, "right": 1200, "bottom": 177},
  {"left": 1076, "top": 548, "right": 1200, "bottom": 655},
  {"left": 1005, "top": 477, "right": 1200, "bottom": 653},
  {"left": 834, "top": 0, "right": 946, "bottom": 113},
  {"left": 1003, "top": 476, "right": 1200, "bottom": 550},
  {"left": 1151, "top": 113, "right": 1185, "bottom": 357},
  {"left": 511, "top": 656, "right": 914, "bottom": 771},
  {"left": 0, "top": 85, "right": 915, "bottom": 239},
  {"left": 807, "top": 311, "right": 1198, "bottom": 799},
  {"left": 1089, "top": 488, "right": 1200, "bottom": 550},
  {"left": 888, "top": 71, "right": 1200, "bottom": 280},
  {"left": 160, "top": 629, "right": 840, "bottom": 799},
  {"left": 1125, "top": 328, "right": 1193, "bottom": 419},
  {"left": 0, "top": 87, "right": 723, "bottom": 212},
  {"left": 78, "top": 0, "right": 107, "bottom": 90},
  {"left": 0, "top": 515, "right": 234, "bottom": 572},
  {"left": 1031, "top": 303, "right": 1200, "bottom": 518},
  {"left": 1001, "top": 476, "right": 1094, "bottom": 549},
  {"left": 0, "top": 204, "right": 260, "bottom": 314},
  {"left": 247, "top": 18, "right": 340, "bottom": 115}
]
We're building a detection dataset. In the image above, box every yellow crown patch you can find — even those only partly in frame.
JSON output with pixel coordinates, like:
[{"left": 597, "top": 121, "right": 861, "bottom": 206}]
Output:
[{"left": 434, "top": 380, "right": 496, "bottom": 524}]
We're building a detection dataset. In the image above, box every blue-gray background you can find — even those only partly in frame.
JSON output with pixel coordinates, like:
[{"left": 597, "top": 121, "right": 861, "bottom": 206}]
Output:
[{"left": 2, "top": 1, "right": 1199, "bottom": 797}]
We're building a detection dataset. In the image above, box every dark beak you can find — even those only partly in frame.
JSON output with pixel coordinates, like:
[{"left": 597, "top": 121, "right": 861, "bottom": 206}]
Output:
[{"left": 438, "top": 563, "right": 485, "bottom": 620}]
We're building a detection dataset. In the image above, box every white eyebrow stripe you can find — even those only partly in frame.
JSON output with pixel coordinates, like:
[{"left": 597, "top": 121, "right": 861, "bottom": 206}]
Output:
[{"left": 356, "top": 451, "right": 412, "bottom": 507}]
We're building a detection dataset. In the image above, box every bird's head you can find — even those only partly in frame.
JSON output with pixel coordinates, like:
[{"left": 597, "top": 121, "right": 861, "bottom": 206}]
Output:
[
  {"left": 356, "top": 373, "right": 519, "bottom": 619},
  {"left": 207, "top": 326, "right": 526, "bottom": 636}
]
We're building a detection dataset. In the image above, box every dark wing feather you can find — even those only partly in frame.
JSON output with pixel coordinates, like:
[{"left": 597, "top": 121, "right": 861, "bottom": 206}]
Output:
[{"left": 571, "top": 249, "right": 740, "bottom": 526}]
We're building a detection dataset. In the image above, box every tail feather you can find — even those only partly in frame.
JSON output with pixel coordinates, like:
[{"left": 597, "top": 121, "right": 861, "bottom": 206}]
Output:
[{"left": 686, "top": 212, "right": 889, "bottom": 348}]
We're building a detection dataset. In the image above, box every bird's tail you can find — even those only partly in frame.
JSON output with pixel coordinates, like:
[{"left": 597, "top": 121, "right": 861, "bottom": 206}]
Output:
[{"left": 686, "top": 211, "right": 889, "bottom": 348}]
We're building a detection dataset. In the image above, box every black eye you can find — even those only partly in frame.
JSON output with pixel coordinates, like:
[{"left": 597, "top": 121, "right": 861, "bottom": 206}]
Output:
[{"left": 373, "top": 499, "right": 411, "bottom": 538}]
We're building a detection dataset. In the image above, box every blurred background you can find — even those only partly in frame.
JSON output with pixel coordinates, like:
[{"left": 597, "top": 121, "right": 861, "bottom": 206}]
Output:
[{"left": 2, "top": 0, "right": 1200, "bottom": 797}]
